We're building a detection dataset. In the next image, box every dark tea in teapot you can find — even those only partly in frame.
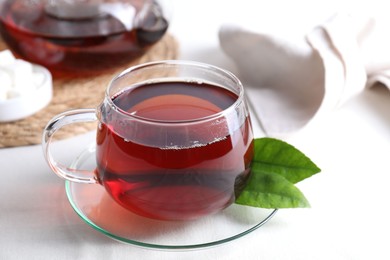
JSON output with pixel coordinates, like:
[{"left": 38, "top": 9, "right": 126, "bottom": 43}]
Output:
[{"left": 0, "top": 0, "right": 169, "bottom": 76}]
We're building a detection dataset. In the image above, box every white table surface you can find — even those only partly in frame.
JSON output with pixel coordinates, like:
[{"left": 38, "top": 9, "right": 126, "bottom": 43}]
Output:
[{"left": 1, "top": 0, "right": 390, "bottom": 259}]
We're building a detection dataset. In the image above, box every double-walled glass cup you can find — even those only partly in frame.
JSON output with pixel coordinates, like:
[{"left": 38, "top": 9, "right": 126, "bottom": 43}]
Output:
[{"left": 43, "top": 60, "right": 254, "bottom": 221}]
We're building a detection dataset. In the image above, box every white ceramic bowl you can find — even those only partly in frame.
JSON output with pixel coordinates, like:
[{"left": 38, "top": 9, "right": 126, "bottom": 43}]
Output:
[{"left": 0, "top": 64, "right": 52, "bottom": 122}]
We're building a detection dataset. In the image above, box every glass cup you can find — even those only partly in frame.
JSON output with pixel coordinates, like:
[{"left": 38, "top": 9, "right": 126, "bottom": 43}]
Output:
[{"left": 42, "top": 60, "right": 254, "bottom": 221}]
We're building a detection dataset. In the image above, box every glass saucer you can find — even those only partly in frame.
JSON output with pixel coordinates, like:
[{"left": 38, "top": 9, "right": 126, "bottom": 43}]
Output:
[{"left": 65, "top": 145, "right": 277, "bottom": 251}]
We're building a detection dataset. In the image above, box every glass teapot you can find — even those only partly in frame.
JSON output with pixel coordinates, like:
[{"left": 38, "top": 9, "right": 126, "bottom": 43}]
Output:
[{"left": 0, "top": 0, "right": 170, "bottom": 76}]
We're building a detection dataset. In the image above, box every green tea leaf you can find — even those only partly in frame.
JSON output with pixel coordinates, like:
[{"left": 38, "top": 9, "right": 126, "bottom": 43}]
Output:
[
  {"left": 235, "top": 137, "right": 321, "bottom": 208},
  {"left": 235, "top": 169, "right": 310, "bottom": 208},
  {"left": 252, "top": 138, "right": 321, "bottom": 184}
]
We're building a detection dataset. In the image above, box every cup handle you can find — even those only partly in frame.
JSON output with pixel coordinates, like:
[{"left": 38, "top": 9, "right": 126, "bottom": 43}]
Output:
[{"left": 42, "top": 108, "right": 98, "bottom": 184}]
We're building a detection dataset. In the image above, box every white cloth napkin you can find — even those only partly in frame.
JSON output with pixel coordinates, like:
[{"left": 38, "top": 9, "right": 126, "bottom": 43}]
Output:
[{"left": 219, "top": 12, "right": 390, "bottom": 136}]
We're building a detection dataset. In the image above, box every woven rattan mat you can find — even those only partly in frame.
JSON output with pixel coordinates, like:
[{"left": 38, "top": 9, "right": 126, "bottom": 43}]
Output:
[{"left": 0, "top": 34, "right": 179, "bottom": 148}]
